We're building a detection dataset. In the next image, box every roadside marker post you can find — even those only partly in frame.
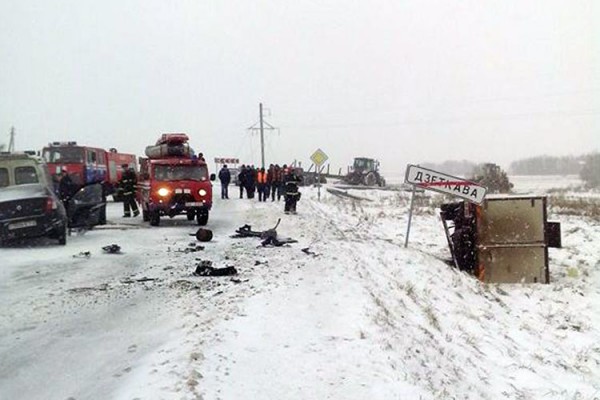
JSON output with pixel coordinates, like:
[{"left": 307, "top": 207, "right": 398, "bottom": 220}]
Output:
[
  {"left": 403, "top": 164, "right": 487, "bottom": 247},
  {"left": 310, "top": 148, "right": 329, "bottom": 201},
  {"left": 404, "top": 183, "right": 417, "bottom": 247}
]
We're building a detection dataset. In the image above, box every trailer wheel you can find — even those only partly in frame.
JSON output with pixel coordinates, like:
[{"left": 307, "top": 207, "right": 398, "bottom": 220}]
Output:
[
  {"left": 196, "top": 211, "right": 208, "bottom": 226},
  {"left": 150, "top": 211, "right": 160, "bottom": 226}
]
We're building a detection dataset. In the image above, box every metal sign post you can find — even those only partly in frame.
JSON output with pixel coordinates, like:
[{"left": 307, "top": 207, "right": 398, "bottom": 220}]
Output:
[
  {"left": 317, "top": 167, "right": 321, "bottom": 201},
  {"left": 404, "top": 184, "right": 416, "bottom": 247},
  {"left": 310, "top": 148, "right": 329, "bottom": 202}
]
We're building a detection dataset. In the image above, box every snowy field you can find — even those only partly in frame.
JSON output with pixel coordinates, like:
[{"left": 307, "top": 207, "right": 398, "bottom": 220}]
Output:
[
  {"left": 510, "top": 175, "right": 584, "bottom": 194},
  {"left": 1, "top": 180, "right": 599, "bottom": 400}
]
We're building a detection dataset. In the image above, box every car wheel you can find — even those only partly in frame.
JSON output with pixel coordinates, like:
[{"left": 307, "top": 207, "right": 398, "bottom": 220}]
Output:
[
  {"left": 196, "top": 211, "right": 208, "bottom": 226},
  {"left": 150, "top": 211, "right": 160, "bottom": 226},
  {"left": 187, "top": 210, "right": 196, "bottom": 221}
]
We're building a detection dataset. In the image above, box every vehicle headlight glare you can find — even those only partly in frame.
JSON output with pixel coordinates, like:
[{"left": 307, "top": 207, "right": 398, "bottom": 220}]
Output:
[
  {"left": 157, "top": 187, "right": 170, "bottom": 197},
  {"left": 198, "top": 189, "right": 207, "bottom": 196}
]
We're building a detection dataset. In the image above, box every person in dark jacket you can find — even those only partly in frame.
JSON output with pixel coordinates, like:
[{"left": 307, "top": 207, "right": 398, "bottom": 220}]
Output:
[
  {"left": 284, "top": 170, "right": 302, "bottom": 214},
  {"left": 272, "top": 164, "right": 283, "bottom": 201},
  {"left": 267, "top": 164, "right": 276, "bottom": 201},
  {"left": 246, "top": 166, "right": 256, "bottom": 199},
  {"left": 120, "top": 164, "right": 139, "bottom": 217},
  {"left": 58, "top": 169, "right": 77, "bottom": 204},
  {"left": 218, "top": 165, "right": 231, "bottom": 199},
  {"left": 238, "top": 165, "right": 247, "bottom": 198},
  {"left": 278, "top": 164, "right": 288, "bottom": 201}
]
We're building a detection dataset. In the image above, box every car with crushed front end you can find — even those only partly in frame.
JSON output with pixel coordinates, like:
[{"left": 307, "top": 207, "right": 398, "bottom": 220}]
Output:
[{"left": 0, "top": 152, "right": 68, "bottom": 245}]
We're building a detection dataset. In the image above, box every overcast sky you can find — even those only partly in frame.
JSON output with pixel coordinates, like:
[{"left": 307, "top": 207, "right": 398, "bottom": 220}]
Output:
[{"left": 1, "top": 0, "right": 598, "bottom": 175}]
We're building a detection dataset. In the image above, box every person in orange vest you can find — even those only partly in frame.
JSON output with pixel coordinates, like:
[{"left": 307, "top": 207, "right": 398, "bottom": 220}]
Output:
[{"left": 256, "top": 167, "right": 268, "bottom": 202}]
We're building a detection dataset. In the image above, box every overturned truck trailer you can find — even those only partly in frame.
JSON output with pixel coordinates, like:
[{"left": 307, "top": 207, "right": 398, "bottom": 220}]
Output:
[{"left": 441, "top": 195, "right": 561, "bottom": 284}]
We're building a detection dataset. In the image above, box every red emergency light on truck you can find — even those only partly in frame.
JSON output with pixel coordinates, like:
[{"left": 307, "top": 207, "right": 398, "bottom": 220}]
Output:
[
  {"left": 137, "top": 133, "right": 215, "bottom": 226},
  {"left": 42, "top": 142, "right": 137, "bottom": 199}
]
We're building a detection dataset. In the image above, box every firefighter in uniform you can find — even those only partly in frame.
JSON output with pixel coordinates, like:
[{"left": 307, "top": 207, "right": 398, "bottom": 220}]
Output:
[
  {"left": 284, "top": 169, "right": 302, "bottom": 214},
  {"left": 120, "top": 164, "right": 139, "bottom": 217}
]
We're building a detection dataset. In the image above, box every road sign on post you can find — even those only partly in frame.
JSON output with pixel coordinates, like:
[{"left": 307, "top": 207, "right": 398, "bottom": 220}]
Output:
[
  {"left": 403, "top": 164, "right": 487, "bottom": 247},
  {"left": 405, "top": 164, "right": 487, "bottom": 204},
  {"left": 310, "top": 148, "right": 328, "bottom": 167},
  {"left": 310, "top": 149, "right": 328, "bottom": 201}
]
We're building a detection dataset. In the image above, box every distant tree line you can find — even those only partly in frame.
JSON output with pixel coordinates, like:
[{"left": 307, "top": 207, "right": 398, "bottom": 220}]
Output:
[
  {"left": 424, "top": 152, "right": 600, "bottom": 189},
  {"left": 508, "top": 155, "right": 585, "bottom": 175}
]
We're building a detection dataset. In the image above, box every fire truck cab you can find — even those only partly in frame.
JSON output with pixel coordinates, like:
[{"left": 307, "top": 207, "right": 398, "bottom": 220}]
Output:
[{"left": 138, "top": 135, "right": 215, "bottom": 226}]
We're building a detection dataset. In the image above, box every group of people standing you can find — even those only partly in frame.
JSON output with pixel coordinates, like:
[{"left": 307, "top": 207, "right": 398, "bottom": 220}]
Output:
[{"left": 219, "top": 163, "right": 302, "bottom": 213}]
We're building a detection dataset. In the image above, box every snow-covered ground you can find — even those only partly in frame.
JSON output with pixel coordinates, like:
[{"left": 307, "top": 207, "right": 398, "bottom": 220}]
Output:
[{"left": 1, "top": 181, "right": 599, "bottom": 399}]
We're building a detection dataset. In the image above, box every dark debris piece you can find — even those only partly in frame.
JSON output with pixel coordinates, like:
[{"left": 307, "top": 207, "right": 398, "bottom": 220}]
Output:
[
  {"left": 102, "top": 244, "right": 122, "bottom": 254},
  {"left": 176, "top": 244, "right": 205, "bottom": 253},
  {"left": 121, "top": 277, "right": 157, "bottom": 284},
  {"left": 194, "top": 260, "right": 237, "bottom": 276},
  {"left": 195, "top": 228, "right": 213, "bottom": 242},
  {"left": 261, "top": 236, "right": 298, "bottom": 247},
  {"left": 301, "top": 247, "right": 320, "bottom": 257},
  {"left": 73, "top": 251, "right": 91, "bottom": 258},
  {"left": 195, "top": 265, "right": 238, "bottom": 277},
  {"left": 231, "top": 219, "right": 282, "bottom": 239}
]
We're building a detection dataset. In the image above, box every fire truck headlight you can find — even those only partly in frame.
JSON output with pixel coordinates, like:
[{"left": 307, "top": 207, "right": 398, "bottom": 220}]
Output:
[
  {"left": 198, "top": 189, "right": 207, "bottom": 197},
  {"left": 157, "top": 187, "right": 170, "bottom": 197}
]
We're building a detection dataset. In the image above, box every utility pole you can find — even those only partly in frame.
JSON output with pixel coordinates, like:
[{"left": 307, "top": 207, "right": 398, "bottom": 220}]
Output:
[
  {"left": 248, "top": 103, "right": 278, "bottom": 169},
  {"left": 259, "top": 103, "right": 265, "bottom": 169},
  {"left": 8, "top": 127, "right": 15, "bottom": 153}
]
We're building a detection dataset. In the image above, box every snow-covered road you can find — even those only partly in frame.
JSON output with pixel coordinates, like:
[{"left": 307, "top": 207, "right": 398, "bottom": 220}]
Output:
[{"left": 1, "top": 186, "right": 599, "bottom": 399}]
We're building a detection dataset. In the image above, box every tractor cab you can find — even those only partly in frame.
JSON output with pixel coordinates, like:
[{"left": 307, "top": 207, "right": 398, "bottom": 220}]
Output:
[{"left": 352, "top": 158, "right": 378, "bottom": 173}]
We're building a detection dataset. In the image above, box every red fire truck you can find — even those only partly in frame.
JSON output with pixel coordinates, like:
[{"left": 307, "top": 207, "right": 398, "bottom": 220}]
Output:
[
  {"left": 42, "top": 142, "right": 137, "bottom": 198},
  {"left": 138, "top": 134, "right": 215, "bottom": 226}
]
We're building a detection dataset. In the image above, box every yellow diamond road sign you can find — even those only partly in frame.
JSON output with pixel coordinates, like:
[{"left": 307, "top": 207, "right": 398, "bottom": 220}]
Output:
[{"left": 310, "top": 148, "right": 329, "bottom": 167}]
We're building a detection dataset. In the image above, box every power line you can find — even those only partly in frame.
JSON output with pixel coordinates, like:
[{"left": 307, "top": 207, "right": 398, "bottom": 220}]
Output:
[{"left": 247, "top": 103, "right": 279, "bottom": 169}]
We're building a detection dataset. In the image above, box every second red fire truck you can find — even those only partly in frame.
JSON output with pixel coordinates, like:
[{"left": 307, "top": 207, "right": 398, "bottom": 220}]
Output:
[{"left": 42, "top": 142, "right": 137, "bottom": 199}]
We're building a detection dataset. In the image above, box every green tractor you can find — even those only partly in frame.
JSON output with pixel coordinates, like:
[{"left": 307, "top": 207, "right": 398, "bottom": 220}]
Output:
[{"left": 343, "top": 157, "right": 386, "bottom": 187}]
